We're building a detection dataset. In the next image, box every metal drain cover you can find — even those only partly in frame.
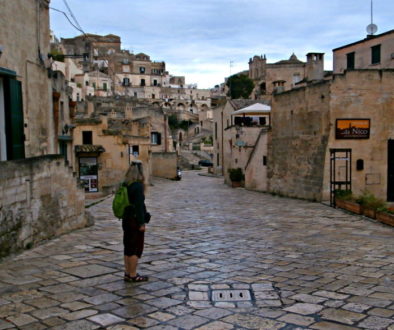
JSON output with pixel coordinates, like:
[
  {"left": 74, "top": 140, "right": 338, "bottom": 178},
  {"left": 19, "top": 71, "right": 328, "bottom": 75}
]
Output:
[{"left": 211, "top": 289, "right": 251, "bottom": 302}]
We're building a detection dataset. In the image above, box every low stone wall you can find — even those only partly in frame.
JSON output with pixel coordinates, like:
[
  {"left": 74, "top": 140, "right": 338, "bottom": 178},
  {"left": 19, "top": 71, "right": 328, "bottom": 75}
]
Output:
[
  {"left": 0, "top": 155, "right": 89, "bottom": 259},
  {"left": 151, "top": 152, "right": 177, "bottom": 179}
]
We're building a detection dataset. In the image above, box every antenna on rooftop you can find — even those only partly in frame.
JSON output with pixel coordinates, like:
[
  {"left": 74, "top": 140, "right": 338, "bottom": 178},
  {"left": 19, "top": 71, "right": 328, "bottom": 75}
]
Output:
[{"left": 366, "top": 0, "right": 378, "bottom": 35}]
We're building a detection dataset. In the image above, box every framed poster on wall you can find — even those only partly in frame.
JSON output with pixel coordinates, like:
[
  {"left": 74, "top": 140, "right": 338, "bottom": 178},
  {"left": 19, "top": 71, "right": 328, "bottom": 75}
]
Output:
[
  {"left": 336, "top": 119, "right": 370, "bottom": 139},
  {"left": 79, "top": 157, "right": 98, "bottom": 192}
]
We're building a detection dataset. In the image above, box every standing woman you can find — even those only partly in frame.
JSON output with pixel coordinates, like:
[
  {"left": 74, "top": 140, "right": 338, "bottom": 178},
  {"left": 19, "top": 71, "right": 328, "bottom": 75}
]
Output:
[{"left": 122, "top": 160, "right": 150, "bottom": 282}]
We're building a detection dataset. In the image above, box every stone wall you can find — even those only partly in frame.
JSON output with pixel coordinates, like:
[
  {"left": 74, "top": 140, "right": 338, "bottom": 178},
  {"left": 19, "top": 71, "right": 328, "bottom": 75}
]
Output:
[
  {"left": 151, "top": 152, "right": 178, "bottom": 179},
  {"left": 245, "top": 129, "right": 270, "bottom": 192},
  {"left": 268, "top": 82, "right": 331, "bottom": 201},
  {"left": 0, "top": 155, "right": 88, "bottom": 259}
]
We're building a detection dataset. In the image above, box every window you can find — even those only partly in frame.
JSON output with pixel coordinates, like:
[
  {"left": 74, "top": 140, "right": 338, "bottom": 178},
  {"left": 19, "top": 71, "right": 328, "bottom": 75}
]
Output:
[
  {"left": 259, "top": 117, "right": 266, "bottom": 125},
  {"left": 103, "top": 83, "right": 107, "bottom": 91},
  {"left": 140, "top": 79, "right": 145, "bottom": 86},
  {"left": 151, "top": 132, "right": 161, "bottom": 145},
  {"left": 123, "top": 78, "right": 130, "bottom": 86},
  {"left": 346, "top": 52, "right": 355, "bottom": 69},
  {"left": 371, "top": 45, "right": 381, "bottom": 64},
  {"left": 82, "top": 131, "right": 93, "bottom": 145},
  {"left": 217, "top": 153, "right": 219, "bottom": 166},
  {"left": 153, "top": 79, "right": 158, "bottom": 86},
  {"left": 215, "top": 122, "right": 217, "bottom": 139},
  {"left": 85, "top": 81, "right": 89, "bottom": 86},
  {"left": 60, "top": 101, "right": 64, "bottom": 121},
  {"left": 92, "top": 82, "right": 96, "bottom": 88},
  {"left": 134, "top": 92, "right": 137, "bottom": 97},
  {"left": 152, "top": 94, "right": 155, "bottom": 99},
  {"left": 263, "top": 156, "right": 267, "bottom": 166},
  {"left": 139, "top": 67, "right": 145, "bottom": 73},
  {"left": 292, "top": 75, "right": 300, "bottom": 85},
  {"left": 130, "top": 145, "right": 139, "bottom": 157}
]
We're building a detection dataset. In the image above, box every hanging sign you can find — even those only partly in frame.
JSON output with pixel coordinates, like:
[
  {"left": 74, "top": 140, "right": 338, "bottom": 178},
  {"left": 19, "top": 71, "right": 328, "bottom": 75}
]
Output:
[{"left": 336, "top": 119, "right": 370, "bottom": 139}]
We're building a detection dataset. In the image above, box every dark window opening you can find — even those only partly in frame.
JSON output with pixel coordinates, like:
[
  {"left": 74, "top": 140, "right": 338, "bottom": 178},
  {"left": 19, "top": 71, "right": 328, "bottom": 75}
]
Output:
[
  {"left": 123, "top": 78, "right": 130, "bottom": 86},
  {"left": 347, "top": 52, "right": 355, "bottom": 69},
  {"left": 151, "top": 132, "right": 161, "bottom": 145},
  {"left": 263, "top": 156, "right": 267, "bottom": 166},
  {"left": 139, "top": 67, "right": 145, "bottom": 73},
  {"left": 153, "top": 79, "right": 158, "bottom": 86},
  {"left": 371, "top": 45, "right": 381, "bottom": 64},
  {"left": 82, "top": 131, "right": 93, "bottom": 145},
  {"left": 140, "top": 79, "right": 145, "bottom": 86},
  {"left": 356, "top": 159, "right": 364, "bottom": 171},
  {"left": 131, "top": 145, "right": 139, "bottom": 157},
  {"left": 260, "top": 82, "right": 266, "bottom": 94}
]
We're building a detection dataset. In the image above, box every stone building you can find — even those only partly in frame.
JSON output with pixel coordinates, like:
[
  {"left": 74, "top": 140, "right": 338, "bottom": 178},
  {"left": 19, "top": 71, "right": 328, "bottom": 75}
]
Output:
[
  {"left": 72, "top": 97, "right": 177, "bottom": 194},
  {"left": 269, "top": 31, "right": 394, "bottom": 203},
  {"left": 57, "top": 34, "right": 212, "bottom": 113},
  {"left": 0, "top": 0, "right": 87, "bottom": 258},
  {"left": 248, "top": 53, "right": 330, "bottom": 99},
  {"left": 333, "top": 29, "right": 394, "bottom": 73},
  {"left": 212, "top": 100, "right": 270, "bottom": 183}
]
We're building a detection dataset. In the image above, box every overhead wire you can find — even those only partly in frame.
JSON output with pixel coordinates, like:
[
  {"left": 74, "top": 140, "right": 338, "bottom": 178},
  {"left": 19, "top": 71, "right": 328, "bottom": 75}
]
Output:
[{"left": 62, "top": 0, "right": 85, "bottom": 34}]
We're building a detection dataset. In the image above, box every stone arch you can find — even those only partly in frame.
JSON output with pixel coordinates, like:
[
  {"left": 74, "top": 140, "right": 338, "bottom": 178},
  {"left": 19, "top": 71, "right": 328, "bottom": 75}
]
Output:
[
  {"left": 200, "top": 104, "right": 208, "bottom": 111},
  {"left": 177, "top": 103, "right": 185, "bottom": 111}
]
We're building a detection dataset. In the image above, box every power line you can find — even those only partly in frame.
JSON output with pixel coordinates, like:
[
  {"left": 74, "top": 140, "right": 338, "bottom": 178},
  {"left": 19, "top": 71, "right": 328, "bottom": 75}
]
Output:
[
  {"left": 62, "top": 0, "right": 85, "bottom": 34},
  {"left": 50, "top": 7, "right": 85, "bottom": 35}
]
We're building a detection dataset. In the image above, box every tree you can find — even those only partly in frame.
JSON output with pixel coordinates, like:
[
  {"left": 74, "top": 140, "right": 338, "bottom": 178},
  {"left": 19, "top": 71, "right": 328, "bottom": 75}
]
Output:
[{"left": 226, "top": 74, "right": 254, "bottom": 99}]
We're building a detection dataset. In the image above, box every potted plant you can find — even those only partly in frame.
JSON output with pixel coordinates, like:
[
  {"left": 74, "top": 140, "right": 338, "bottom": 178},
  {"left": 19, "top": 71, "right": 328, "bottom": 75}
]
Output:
[
  {"left": 228, "top": 168, "right": 244, "bottom": 188},
  {"left": 355, "top": 191, "right": 386, "bottom": 219},
  {"left": 334, "top": 189, "right": 362, "bottom": 214},
  {"left": 376, "top": 206, "right": 394, "bottom": 227}
]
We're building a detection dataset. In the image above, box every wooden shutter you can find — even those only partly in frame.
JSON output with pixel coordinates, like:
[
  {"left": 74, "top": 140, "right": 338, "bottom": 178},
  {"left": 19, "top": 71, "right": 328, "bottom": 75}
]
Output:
[{"left": 6, "top": 79, "right": 25, "bottom": 159}]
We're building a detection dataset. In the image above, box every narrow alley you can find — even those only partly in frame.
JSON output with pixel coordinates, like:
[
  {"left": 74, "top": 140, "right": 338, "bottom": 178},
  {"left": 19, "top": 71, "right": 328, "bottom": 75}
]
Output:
[{"left": 0, "top": 171, "right": 393, "bottom": 329}]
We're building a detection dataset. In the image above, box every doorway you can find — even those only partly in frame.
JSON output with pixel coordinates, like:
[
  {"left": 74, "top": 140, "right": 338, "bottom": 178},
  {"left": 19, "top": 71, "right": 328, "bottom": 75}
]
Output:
[
  {"left": 387, "top": 140, "right": 394, "bottom": 201},
  {"left": 330, "top": 149, "right": 352, "bottom": 206}
]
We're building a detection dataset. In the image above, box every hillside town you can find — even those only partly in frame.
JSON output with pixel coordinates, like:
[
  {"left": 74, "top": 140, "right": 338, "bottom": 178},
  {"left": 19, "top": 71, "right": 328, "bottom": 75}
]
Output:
[{"left": 0, "top": 1, "right": 393, "bottom": 329}]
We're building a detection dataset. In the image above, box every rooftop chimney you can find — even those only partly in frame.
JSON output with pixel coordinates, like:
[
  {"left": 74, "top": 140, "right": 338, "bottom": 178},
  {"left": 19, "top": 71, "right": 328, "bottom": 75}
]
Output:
[{"left": 306, "top": 53, "right": 324, "bottom": 81}]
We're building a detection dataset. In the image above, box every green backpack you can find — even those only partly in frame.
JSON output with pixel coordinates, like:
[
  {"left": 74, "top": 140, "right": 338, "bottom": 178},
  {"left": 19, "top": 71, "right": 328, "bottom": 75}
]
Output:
[{"left": 112, "top": 183, "right": 130, "bottom": 219}]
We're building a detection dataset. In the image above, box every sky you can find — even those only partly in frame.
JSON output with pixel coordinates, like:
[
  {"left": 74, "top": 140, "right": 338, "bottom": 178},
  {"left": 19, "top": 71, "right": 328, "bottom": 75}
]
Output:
[{"left": 49, "top": 0, "right": 394, "bottom": 89}]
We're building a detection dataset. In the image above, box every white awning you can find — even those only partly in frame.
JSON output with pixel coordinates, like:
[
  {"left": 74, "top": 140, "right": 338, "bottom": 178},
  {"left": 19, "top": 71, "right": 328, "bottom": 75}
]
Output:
[{"left": 232, "top": 103, "right": 271, "bottom": 115}]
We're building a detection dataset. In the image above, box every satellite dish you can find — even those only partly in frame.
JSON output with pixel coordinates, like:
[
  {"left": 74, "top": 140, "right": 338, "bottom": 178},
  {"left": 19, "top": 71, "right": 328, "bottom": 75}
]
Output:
[{"left": 366, "top": 23, "right": 378, "bottom": 35}]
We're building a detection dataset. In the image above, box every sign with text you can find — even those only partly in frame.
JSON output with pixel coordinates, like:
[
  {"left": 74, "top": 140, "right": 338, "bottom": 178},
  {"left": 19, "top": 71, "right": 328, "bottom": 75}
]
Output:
[{"left": 336, "top": 119, "right": 370, "bottom": 139}]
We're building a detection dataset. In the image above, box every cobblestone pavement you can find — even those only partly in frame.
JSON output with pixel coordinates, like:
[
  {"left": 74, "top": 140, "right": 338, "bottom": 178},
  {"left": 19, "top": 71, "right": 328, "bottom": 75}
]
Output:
[{"left": 0, "top": 171, "right": 393, "bottom": 330}]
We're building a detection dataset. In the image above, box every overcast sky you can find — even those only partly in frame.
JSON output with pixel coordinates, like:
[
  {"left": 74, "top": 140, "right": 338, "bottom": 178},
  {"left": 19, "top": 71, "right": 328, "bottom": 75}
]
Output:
[{"left": 49, "top": 0, "right": 393, "bottom": 89}]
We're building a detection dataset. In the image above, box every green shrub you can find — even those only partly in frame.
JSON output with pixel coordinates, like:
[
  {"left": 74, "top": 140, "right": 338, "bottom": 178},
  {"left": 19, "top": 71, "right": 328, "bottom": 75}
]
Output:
[
  {"left": 334, "top": 189, "right": 354, "bottom": 201},
  {"left": 228, "top": 168, "right": 244, "bottom": 182},
  {"left": 356, "top": 191, "right": 386, "bottom": 210}
]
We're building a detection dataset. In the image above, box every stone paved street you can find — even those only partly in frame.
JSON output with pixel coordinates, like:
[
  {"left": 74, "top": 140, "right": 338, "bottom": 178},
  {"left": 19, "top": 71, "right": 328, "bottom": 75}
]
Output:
[{"left": 0, "top": 171, "right": 393, "bottom": 329}]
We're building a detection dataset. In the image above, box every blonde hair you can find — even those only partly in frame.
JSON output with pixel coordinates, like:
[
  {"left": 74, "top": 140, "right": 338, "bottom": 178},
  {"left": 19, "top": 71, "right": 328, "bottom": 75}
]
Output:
[{"left": 124, "top": 161, "right": 145, "bottom": 186}]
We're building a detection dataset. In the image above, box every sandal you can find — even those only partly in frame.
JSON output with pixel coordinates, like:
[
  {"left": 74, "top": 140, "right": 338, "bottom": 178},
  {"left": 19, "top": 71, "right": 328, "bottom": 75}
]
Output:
[{"left": 124, "top": 273, "right": 149, "bottom": 282}]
